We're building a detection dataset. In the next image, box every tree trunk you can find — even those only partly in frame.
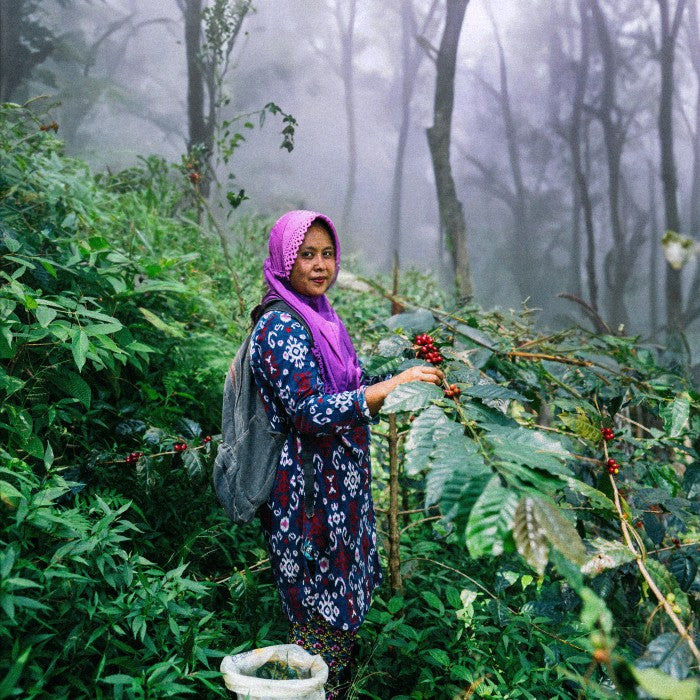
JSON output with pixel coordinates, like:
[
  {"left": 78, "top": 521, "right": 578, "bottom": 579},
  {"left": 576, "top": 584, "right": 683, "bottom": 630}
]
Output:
[
  {"left": 336, "top": 0, "right": 358, "bottom": 237},
  {"left": 0, "top": 1, "right": 54, "bottom": 103},
  {"left": 572, "top": 0, "right": 599, "bottom": 313},
  {"left": 588, "top": 0, "right": 629, "bottom": 330},
  {"left": 688, "top": 0, "right": 700, "bottom": 234},
  {"left": 648, "top": 166, "right": 660, "bottom": 336},
  {"left": 388, "top": 2, "right": 417, "bottom": 275},
  {"left": 0, "top": 1, "right": 13, "bottom": 102},
  {"left": 183, "top": 0, "right": 208, "bottom": 154},
  {"left": 490, "top": 13, "right": 533, "bottom": 301},
  {"left": 388, "top": 1, "right": 438, "bottom": 275},
  {"left": 387, "top": 414, "right": 403, "bottom": 595},
  {"left": 426, "top": 0, "right": 473, "bottom": 301},
  {"left": 657, "top": 0, "right": 687, "bottom": 333}
]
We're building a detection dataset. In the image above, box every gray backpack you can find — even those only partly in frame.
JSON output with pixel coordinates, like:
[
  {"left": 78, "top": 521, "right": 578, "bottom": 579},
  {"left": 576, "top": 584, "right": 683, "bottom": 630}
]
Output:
[{"left": 213, "top": 300, "right": 314, "bottom": 524}]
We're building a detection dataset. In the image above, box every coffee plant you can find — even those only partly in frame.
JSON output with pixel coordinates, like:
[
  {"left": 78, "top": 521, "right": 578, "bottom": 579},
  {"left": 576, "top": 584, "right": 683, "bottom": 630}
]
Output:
[{"left": 358, "top": 303, "right": 699, "bottom": 698}]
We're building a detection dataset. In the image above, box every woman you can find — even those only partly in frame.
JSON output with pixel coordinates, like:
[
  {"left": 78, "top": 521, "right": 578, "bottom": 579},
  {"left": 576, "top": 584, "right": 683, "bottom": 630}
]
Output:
[{"left": 249, "top": 210, "right": 442, "bottom": 697}]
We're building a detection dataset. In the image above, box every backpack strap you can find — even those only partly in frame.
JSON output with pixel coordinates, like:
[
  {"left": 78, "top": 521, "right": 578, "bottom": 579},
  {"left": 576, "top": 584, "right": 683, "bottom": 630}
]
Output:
[{"left": 259, "top": 299, "right": 316, "bottom": 519}]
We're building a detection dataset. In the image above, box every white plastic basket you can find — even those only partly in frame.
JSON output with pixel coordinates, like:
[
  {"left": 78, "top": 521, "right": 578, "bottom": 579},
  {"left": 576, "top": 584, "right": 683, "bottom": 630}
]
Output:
[{"left": 220, "top": 644, "right": 328, "bottom": 700}]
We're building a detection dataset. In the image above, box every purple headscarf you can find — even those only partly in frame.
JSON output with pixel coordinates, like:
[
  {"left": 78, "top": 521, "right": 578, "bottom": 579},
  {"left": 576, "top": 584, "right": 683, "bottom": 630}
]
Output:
[{"left": 261, "top": 210, "right": 362, "bottom": 393}]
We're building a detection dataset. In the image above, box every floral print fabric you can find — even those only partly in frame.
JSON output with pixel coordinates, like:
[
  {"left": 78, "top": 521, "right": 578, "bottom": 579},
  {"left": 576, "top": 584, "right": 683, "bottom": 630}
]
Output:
[{"left": 251, "top": 310, "right": 383, "bottom": 632}]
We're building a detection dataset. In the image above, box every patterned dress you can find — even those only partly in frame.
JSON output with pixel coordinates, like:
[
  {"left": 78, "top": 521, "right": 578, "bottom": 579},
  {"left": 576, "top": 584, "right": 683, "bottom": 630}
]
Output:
[{"left": 250, "top": 309, "right": 383, "bottom": 633}]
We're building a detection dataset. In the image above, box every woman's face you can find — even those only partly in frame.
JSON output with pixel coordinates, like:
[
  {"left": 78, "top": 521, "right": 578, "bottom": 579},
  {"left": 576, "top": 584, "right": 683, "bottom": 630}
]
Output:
[{"left": 289, "top": 223, "right": 336, "bottom": 297}]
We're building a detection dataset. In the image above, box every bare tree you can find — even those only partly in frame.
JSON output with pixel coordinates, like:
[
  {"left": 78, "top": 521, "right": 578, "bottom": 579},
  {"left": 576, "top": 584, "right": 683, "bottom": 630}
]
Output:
[
  {"left": 687, "top": 0, "right": 700, "bottom": 235},
  {"left": 426, "top": 0, "right": 473, "bottom": 301},
  {"left": 0, "top": 0, "right": 59, "bottom": 102},
  {"left": 176, "top": 0, "right": 252, "bottom": 195},
  {"left": 388, "top": 0, "right": 439, "bottom": 281},
  {"left": 550, "top": 0, "right": 600, "bottom": 314},
  {"left": 56, "top": 12, "right": 175, "bottom": 147},
  {"left": 587, "top": 0, "right": 635, "bottom": 329},
  {"left": 655, "top": 0, "right": 687, "bottom": 333}
]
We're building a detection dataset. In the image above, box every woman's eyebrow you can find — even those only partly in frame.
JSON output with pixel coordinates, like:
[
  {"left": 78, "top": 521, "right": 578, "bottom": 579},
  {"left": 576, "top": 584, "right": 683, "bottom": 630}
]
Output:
[{"left": 300, "top": 244, "right": 335, "bottom": 251}]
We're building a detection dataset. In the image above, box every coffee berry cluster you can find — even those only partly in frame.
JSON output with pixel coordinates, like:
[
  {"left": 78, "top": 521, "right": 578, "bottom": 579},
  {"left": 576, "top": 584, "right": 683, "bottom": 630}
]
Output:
[
  {"left": 125, "top": 451, "right": 143, "bottom": 464},
  {"left": 601, "top": 427, "right": 615, "bottom": 441},
  {"left": 444, "top": 383, "right": 461, "bottom": 399},
  {"left": 174, "top": 442, "right": 188, "bottom": 452},
  {"left": 606, "top": 457, "right": 620, "bottom": 475},
  {"left": 414, "top": 333, "right": 443, "bottom": 365}
]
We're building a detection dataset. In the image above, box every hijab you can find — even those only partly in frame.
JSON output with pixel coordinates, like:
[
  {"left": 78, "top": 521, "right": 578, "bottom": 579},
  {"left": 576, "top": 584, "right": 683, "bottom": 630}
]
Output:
[{"left": 261, "top": 210, "right": 362, "bottom": 393}]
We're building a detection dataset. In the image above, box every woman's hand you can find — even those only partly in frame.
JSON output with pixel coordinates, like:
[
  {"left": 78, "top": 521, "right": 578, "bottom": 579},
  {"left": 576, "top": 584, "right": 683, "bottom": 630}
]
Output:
[{"left": 364, "top": 364, "right": 444, "bottom": 416}]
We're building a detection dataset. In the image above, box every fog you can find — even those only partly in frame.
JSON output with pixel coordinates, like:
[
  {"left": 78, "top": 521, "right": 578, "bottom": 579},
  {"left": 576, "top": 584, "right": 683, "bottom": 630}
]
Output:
[{"left": 7, "top": 0, "right": 700, "bottom": 365}]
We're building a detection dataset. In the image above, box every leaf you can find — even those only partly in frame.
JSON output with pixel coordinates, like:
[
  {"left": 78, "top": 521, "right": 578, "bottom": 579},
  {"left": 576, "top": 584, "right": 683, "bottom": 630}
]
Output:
[
  {"left": 178, "top": 418, "right": 202, "bottom": 439},
  {"left": 404, "top": 405, "right": 448, "bottom": 476},
  {"left": 362, "top": 355, "right": 402, "bottom": 376},
  {"left": 441, "top": 471, "right": 492, "bottom": 529},
  {"left": 488, "top": 426, "right": 573, "bottom": 477},
  {"left": 182, "top": 449, "right": 203, "bottom": 479},
  {"left": 635, "top": 633, "right": 693, "bottom": 681},
  {"left": 0, "top": 645, "right": 32, "bottom": 698},
  {"left": 376, "top": 335, "right": 411, "bottom": 358},
  {"left": 115, "top": 419, "right": 147, "bottom": 437},
  {"left": 464, "top": 476, "right": 518, "bottom": 558},
  {"left": 580, "top": 537, "right": 637, "bottom": 576},
  {"left": 631, "top": 667, "right": 699, "bottom": 700},
  {"left": 421, "top": 591, "right": 444, "bottom": 612},
  {"left": 143, "top": 427, "right": 166, "bottom": 446},
  {"left": 381, "top": 381, "right": 442, "bottom": 414},
  {"left": 558, "top": 408, "right": 601, "bottom": 442},
  {"left": 70, "top": 328, "right": 89, "bottom": 371},
  {"left": 579, "top": 587, "right": 613, "bottom": 634},
  {"left": 382, "top": 309, "right": 435, "bottom": 333},
  {"left": 660, "top": 394, "right": 690, "bottom": 437},
  {"left": 513, "top": 497, "right": 549, "bottom": 575},
  {"left": 531, "top": 497, "right": 586, "bottom": 565},
  {"left": 138, "top": 307, "right": 184, "bottom": 338},
  {"left": 426, "top": 648, "right": 450, "bottom": 667},
  {"left": 454, "top": 323, "right": 497, "bottom": 350},
  {"left": 667, "top": 555, "right": 698, "bottom": 592},
  {"left": 425, "top": 425, "right": 487, "bottom": 509},
  {"left": 50, "top": 370, "right": 91, "bottom": 409},
  {"left": 565, "top": 477, "right": 617, "bottom": 515},
  {"left": 462, "top": 383, "right": 529, "bottom": 403},
  {"left": 35, "top": 305, "right": 57, "bottom": 327},
  {"left": 83, "top": 322, "right": 123, "bottom": 336},
  {"left": 513, "top": 497, "right": 586, "bottom": 575}
]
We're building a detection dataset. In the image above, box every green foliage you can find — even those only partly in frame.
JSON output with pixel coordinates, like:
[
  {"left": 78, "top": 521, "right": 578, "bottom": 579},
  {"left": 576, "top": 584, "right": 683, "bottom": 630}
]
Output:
[
  {"left": 1, "top": 101, "right": 698, "bottom": 699},
  {"left": 365, "top": 301, "right": 700, "bottom": 697},
  {"left": 0, "top": 103, "right": 280, "bottom": 698}
]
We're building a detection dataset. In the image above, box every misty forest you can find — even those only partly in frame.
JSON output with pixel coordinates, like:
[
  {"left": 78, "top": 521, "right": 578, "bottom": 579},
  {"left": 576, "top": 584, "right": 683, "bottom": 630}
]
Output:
[{"left": 1, "top": 0, "right": 699, "bottom": 698}]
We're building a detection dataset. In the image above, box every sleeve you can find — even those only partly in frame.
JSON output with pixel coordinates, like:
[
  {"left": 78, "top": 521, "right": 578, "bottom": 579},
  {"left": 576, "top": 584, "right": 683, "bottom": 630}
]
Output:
[{"left": 250, "top": 310, "right": 372, "bottom": 436}]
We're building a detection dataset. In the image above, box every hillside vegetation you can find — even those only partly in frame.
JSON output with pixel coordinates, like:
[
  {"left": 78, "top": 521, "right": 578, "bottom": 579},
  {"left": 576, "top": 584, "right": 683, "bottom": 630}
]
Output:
[{"left": 0, "top": 103, "right": 698, "bottom": 699}]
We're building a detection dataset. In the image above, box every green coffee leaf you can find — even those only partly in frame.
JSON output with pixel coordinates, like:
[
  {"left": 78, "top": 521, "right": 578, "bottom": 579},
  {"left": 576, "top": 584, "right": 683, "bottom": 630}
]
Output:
[
  {"left": 381, "top": 381, "right": 442, "bottom": 414},
  {"left": 660, "top": 394, "right": 690, "bottom": 437},
  {"left": 465, "top": 476, "right": 518, "bottom": 558},
  {"left": 404, "top": 405, "right": 448, "bottom": 476},
  {"left": 635, "top": 633, "right": 693, "bottom": 682},
  {"left": 514, "top": 496, "right": 586, "bottom": 575}
]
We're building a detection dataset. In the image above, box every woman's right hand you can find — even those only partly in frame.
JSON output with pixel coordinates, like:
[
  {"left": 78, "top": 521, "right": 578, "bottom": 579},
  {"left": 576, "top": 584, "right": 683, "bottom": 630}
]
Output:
[{"left": 364, "top": 364, "right": 444, "bottom": 416}]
